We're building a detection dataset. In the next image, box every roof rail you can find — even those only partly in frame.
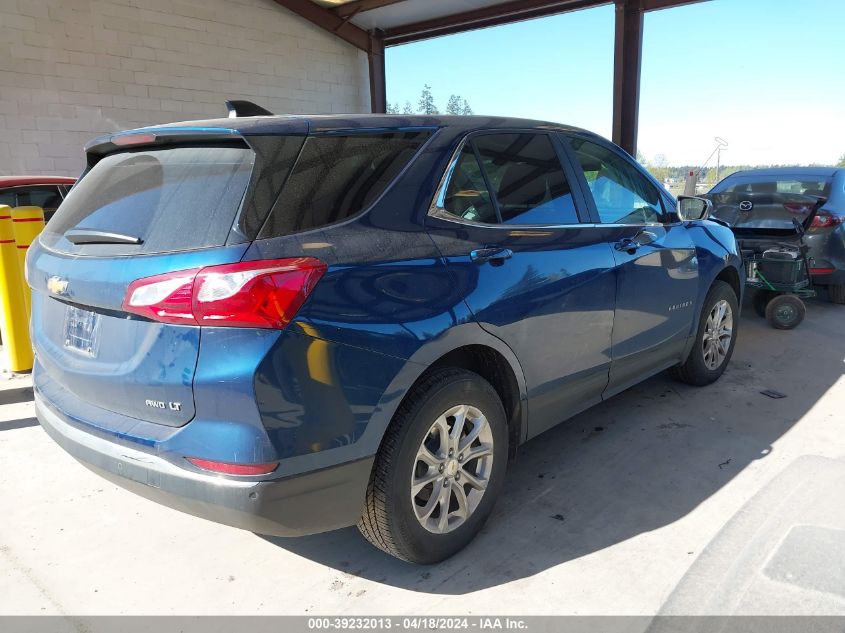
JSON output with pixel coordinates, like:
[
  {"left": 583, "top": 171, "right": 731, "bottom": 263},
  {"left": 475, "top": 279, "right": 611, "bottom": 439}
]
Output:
[{"left": 225, "top": 100, "right": 274, "bottom": 118}]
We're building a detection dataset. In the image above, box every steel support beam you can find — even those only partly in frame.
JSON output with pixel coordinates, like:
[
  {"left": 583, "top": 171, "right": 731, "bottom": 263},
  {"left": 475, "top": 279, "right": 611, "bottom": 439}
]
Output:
[
  {"left": 611, "top": 0, "right": 643, "bottom": 156},
  {"left": 271, "top": 0, "right": 371, "bottom": 51},
  {"left": 271, "top": 0, "right": 386, "bottom": 113},
  {"left": 368, "top": 30, "right": 387, "bottom": 113}
]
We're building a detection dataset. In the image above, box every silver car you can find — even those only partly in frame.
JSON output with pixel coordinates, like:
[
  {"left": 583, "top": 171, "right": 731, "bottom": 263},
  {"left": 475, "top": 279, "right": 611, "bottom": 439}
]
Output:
[{"left": 707, "top": 167, "right": 845, "bottom": 303}]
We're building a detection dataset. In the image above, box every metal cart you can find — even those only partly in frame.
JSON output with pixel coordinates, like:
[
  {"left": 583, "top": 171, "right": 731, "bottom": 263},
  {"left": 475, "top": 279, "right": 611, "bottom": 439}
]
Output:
[{"left": 734, "top": 199, "right": 824, "bottom": 330}]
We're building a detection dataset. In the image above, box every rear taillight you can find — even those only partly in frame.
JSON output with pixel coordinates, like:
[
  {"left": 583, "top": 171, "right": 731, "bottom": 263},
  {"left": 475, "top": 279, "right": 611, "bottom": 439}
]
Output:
[
  {"left": 810, "top": 212, "right": 843, "bottom": 228},
  {"left": 123, "top": 258, "right": 326, "bottom": 328},
  {"left": 123, "top": 269, "right": 199, "bottom": 324},
  {"left": 186, "top": 457, "right": 278, "bottom": 476}
]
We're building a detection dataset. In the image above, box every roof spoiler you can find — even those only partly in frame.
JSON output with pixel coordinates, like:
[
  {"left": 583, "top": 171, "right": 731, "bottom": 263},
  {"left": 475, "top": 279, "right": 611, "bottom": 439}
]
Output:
[{"left": 225, "top": 100, "right": 274, "bottom": 118}]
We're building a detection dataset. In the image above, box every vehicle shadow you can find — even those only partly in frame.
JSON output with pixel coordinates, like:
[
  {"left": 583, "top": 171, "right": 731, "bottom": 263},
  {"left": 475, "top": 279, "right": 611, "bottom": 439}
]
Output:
[
  {"left": 262, "top": 296, "right": 844, "bottom": 594},
  {"left": 0, "top": 417, "right": 39, "bottom": 431},
  {"left": 0, "top": 386, "right": 34, "bottom": 406}
]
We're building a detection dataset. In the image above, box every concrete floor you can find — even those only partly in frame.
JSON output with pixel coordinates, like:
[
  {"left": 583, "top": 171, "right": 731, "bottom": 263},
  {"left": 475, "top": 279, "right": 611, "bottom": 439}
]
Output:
[{"left": 1, "top": 296, "right": 843, "bottom": 615}]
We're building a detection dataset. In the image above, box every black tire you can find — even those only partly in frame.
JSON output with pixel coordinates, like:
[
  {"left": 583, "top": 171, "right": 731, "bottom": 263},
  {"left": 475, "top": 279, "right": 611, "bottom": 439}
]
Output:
[
  {"left": 752, "top": 289, "right": 777, "bottom": 318},
  {"left": 829, "top": 284, "right": 845, "bottom": 305},
  {"left": 673, "top": 280, "right": 739, "bottom": 386},
  {"left": 765, "top": 293, "right": 805, "bottom": 329},
  {"left": 357, "top": 368, "right": 508, "bottom": 564}
]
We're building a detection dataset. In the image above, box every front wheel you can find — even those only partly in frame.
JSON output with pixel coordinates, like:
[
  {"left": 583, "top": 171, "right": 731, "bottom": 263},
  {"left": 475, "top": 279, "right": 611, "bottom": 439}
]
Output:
[
  {"left": 674, "top": 280, "right": 739, "bottom": 386},
  {"left": 357, "top": 368, "right": 508, "bottom": 564}
]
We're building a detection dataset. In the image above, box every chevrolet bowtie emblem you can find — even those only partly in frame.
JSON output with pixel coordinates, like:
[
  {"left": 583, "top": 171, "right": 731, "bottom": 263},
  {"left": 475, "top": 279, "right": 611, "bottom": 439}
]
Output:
[{"left": 47, "top": 276, "right": 69, "bottom": 296}]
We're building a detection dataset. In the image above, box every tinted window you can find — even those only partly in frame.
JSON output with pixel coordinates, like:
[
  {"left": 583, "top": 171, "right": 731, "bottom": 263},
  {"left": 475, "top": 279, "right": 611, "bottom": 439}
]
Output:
[
  {"left": 17, "top": 186, "right": 63, "bottom": 212},
  {"left": 0, "top": 187, "right": 63, "bottom": 216},
  {"left": 441, "top": 143, "right": 498, "bottom": 224},
  {"left": 569, "top": 137, "right": 663, "bottom": 225},
  {"left": 42, "top": 145, "right": 255, "bottom": 255},
  {"left": 472, "top": 134, "right": 579, "bottom": 225},
  {"left": 259, "top": 131, "right": 430, "bottom": 238},
  {"left": 439, "top": 133, "right": 579, "bottom": 226}
]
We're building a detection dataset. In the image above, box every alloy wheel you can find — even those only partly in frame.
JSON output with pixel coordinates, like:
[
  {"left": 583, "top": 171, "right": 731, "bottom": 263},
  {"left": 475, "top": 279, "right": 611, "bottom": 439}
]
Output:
[
  {"left": 410, "top": 404, "right": 494, "bottom": 534},
  {"left": 702, "top": 299, "right": 733, "bottom": 370}
]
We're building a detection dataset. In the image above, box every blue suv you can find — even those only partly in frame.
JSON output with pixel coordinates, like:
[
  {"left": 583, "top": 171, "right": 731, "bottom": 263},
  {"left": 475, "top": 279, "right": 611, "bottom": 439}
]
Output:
[{"left": 29, "top": 112, "right": 743, "bottom": 563}]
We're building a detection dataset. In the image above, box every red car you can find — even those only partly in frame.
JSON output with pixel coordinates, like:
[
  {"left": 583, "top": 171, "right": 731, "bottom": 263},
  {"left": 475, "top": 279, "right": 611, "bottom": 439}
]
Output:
[{"left": 0, "top": 176, "right": 76, "bottom": 222}]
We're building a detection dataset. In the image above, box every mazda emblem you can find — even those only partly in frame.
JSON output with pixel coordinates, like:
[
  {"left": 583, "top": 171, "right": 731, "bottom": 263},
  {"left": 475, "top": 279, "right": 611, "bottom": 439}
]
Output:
[{"left": 739, "top": 200, "right": 753, "bottom": 211}]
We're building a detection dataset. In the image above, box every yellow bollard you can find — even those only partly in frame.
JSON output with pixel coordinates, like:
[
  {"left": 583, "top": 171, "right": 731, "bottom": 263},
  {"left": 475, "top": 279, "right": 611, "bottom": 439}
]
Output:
[
  {"left": 0, "top": 205, "right": 34, "bottom": 372},
  {"left": 10, "top": 206, "right": 45, "bottom": 320}
]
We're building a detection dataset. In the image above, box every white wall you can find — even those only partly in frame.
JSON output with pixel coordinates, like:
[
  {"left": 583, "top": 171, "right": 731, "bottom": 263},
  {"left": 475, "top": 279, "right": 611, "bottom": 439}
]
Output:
[{"left": 0, "top": 0, "right": 370, "bottom": 175}]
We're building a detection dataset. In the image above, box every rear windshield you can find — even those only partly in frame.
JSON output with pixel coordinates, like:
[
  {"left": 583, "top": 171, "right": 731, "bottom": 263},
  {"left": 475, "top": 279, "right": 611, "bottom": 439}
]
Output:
[
  {"left": 714, "top": 174, "right": 833, "bottom": 196},
  {"left": 42, "top": 145, "right": 255, "bottom": 256},
  {"left": 258, "top": 131, "right": 430, "bottom": 238}
]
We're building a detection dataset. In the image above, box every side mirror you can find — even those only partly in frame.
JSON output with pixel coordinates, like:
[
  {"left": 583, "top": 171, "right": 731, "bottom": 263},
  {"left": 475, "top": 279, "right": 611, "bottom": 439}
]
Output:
[{"left": 677, "top": 196, "right": 713, "bottom": 221}]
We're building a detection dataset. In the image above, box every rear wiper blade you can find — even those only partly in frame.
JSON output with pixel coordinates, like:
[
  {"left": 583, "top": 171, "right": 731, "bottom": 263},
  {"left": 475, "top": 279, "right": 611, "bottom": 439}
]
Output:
[{"left": 65, "top": 229, "right": 143, "bottom": 245}]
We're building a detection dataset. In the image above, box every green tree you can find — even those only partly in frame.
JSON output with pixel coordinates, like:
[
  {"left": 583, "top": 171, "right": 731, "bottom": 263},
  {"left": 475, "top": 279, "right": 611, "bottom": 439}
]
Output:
[
  {"left": 648, "top": 153, "right": 670, "bottom": 183},
  {"left": 386, "top": 102, "right": 399, "bottom": 114},
  {"left": 446, "top": 94, "right": 462, "bottom": 115},
  {"left": 444, "top": 94, "right": 473, "bottom": 115},
  {"left": 837, "top": 153, "right": 845, "bottom": 167},
  {"left": 418, "top": 84, "right": 437, "bottom": 115},
  {"left": 402, "top": 101, "right": 414, "bottom": 115}
]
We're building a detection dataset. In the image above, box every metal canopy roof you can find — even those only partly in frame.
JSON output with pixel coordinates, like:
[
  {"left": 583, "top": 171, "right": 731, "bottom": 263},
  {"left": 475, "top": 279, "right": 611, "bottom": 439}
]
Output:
[{"left": 295, "top": 0, "right": 707, "bottom": 46}]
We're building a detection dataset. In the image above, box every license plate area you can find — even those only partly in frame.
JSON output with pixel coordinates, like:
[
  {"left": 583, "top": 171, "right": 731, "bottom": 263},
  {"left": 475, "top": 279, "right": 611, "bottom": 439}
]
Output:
[{"left": 63, "top": 305, "right": 101, "bottom": 358}]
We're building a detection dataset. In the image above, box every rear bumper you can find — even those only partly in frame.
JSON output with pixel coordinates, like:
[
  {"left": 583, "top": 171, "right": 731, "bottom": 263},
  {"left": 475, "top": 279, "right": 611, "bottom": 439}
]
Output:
[{"left": 35, "top": 392, "right": 373, "bottom": 537}]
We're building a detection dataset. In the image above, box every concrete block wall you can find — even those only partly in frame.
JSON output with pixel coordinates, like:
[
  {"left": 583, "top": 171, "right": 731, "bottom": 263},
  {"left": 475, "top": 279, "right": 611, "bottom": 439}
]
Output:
[{"left": 0, "top": 0, "right": 370, "bottom": 175}]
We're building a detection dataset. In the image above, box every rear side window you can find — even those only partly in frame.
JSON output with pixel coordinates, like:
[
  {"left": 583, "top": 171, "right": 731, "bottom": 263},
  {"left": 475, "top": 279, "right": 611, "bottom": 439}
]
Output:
[
  {"left": 473, "top": 134, "right": 579, "bottom": 225},
  {"left": 441, "top": 144, "right": 498, "bottom": 224},
  {"left": 439, "top": 132, "right": 579, "bottom": 225},
  {"left": 258, "top": 131, "right": 430, "bottom": 238},
  {"left": 42, "top": 145, "right": 255, "bottom": 256}
]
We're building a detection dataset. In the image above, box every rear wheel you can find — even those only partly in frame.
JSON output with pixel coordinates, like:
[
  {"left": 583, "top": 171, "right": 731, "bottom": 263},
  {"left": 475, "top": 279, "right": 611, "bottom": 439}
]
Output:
[
  {"left": 674, "top": 280, "right": 738, "bottom": 386},
  {"left": 765, "top": 293, "right": 805, "bottom": 329},
  {"left": 829, "top": 284, "right": 845, "bottom": 305},
  {"left": 357, "top": 368, "right": 508, "bottom": 564}
]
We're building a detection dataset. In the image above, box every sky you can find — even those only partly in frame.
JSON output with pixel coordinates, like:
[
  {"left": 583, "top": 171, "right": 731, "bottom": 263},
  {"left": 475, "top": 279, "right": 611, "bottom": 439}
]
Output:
[{"left": 385, "top": 0, "right": 845, "bottom": 167}]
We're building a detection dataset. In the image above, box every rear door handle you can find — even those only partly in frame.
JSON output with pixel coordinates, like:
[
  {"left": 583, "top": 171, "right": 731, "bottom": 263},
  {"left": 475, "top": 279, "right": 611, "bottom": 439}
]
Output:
[{"left": 470, "top": 247, "right": 513, "bottom": 264}]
